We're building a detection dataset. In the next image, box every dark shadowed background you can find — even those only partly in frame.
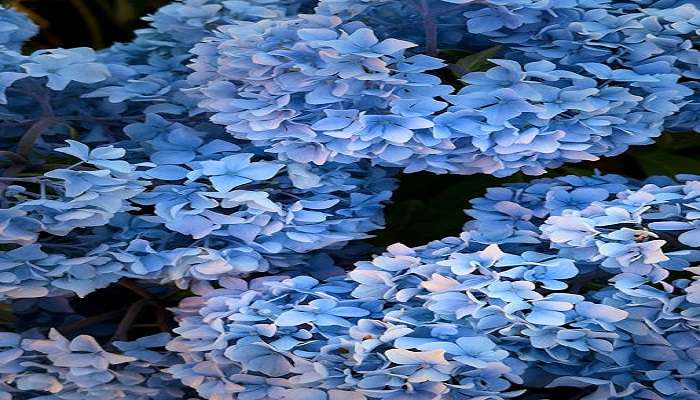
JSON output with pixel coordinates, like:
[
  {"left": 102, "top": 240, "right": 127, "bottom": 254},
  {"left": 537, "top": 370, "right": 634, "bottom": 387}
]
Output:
[{"left": 2, "top": 0, "right": 170, "bottom": 50}]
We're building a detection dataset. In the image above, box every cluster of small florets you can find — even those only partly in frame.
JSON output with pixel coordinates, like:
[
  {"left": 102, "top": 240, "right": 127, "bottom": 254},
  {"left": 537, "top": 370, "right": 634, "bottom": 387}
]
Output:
[
  {"left": 0, "top": 329, "right": 191, "bottom": 400},
  {"left": 456, "top": 0, "right": 700, "bottom": 136},
  {"left": 0, "top": 2, "right": 396, "bottom": 301},
  {"left": 0, "top": 6, "right": 36, "bottom": 52},
  {"left": 192, "top": 0, "right": 698, "bottom": 175},
  {"left": 0, "top": 3, "right": 394, "bottom": 397},
  {"left": 189, "top": 14, "right": 452, "bottom": 169},
  {"left": 1, "top": 1, "right": 700, "bottom": 399},
  {"left": 0, "top": 137, "right": 394, "bottom": 300},
  {"left": 167, "top": 173, "right": 700, "bottom": 399}
]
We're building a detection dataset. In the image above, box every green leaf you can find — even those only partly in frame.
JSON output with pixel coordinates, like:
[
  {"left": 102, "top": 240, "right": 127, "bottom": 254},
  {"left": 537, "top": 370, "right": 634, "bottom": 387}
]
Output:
[
  {"left": 67, "top": 125, "right": 80, "bottom": 139},
  {"left": 449, "top": 45, "right": 502, "bottom": 77},
  {"left": 652, "top": 132, "right": 700, "bottom": 151},
  {"left": 374, "top": 173, "right": 507, "bottom": 247},
  {"left": 0, "top": 303, "right": 15, "bottom": 324},
  {"left": 638, "top": 152, "right": 700, "bottom": 176},
  {"left": 114, "top": 0, "right": 137, "bottom": 25}
]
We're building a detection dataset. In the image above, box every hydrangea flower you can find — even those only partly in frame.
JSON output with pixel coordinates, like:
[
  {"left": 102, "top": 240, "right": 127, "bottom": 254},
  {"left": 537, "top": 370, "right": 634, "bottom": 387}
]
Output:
[
  {"left": 0, "top": 1, "right": 396, "bottom": 301},
  {"left": 21, "top": 48, "right": 112, "bottom": 91},
  {"left": 168, "top": 173, "right": 700, "bottom": 399},
  {"left": 2, "top": 1, "right": 700, "bottom": 399},
  {"left": 189, "top": 14, "right": 452, "bottom": 168},
  {"left": 0, "top": 134, "right": 394, "bottom": 300},
  {"left": 309, "top": 0, "right": 700, "bottom": 173},
  {"left": 0, "top": 6, "right": 37, "bottom": 51},
  {"left": 0, "top": 329, "right": 191, "bottom": 400}
]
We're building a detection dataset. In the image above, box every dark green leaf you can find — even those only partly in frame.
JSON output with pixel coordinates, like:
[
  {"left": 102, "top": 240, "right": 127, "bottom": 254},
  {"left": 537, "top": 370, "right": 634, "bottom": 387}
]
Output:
[{"left": 449, "top": 45, "right": 502, "bottom": 77}]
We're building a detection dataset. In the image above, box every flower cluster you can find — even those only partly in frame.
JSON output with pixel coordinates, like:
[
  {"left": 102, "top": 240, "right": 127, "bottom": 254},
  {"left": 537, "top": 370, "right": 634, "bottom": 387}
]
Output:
[
  {"left": 436, "top": 58, "right": 692, "bottom": 175},
  {"left": 0, "top": 2, "right": 398, "bottom": 302},
  {"left": 1, "top": 1, "right": 700, "bottom": 399},
  {"left": 457, "top": 0, "right": 700, "bottom": 135},
  {"left": 221, "top": 0, "right": 698, "bottom": 174},
  {"left": 0, "top": 128, "right": 394, "bottom": 300},
  {"left": 0, "top": 329, "right": 192, "bottom": 400},
  {"left": 0, "top": 6, "right": 37, "bottom": 51},
  {"left": 168, "top": 173, "right": 700, "bottom": 399},
  {"left": 189, "top": 14, "right": 451, "bottom": 168}
]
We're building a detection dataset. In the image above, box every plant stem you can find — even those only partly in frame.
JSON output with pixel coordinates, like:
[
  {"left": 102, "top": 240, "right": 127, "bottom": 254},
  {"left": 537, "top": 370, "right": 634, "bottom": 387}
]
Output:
[
  {"left": 419, "top": 0, "right": 439, "bottom": 56},
  {"left": 156, "top": 307, "right": 170, "bottom": 332},
  {"left": 117, "top": 278, "right": 171, "bottom": 332},
  {"left": 58, "top": 308, "right": 127, "bottom": 334},
  {"left": 16, "top": 117, "right": 61, "bottom": 159},
  {"left": 0, "top": 151, "right": 28, "bottom": 165},
  {"left": 111, "top": 299, "right": 149, "bottom": 341},
  {"left": 9, "top": 85, "right": 58, "bottom": 169},
  {"left": 117, "top": 278, "right": 162, "bottom": 305}
]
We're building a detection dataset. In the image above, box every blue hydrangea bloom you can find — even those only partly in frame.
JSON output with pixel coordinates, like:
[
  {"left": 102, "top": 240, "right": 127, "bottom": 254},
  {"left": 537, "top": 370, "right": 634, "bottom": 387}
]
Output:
[
  {"left": 182, "top": 0, "right": 700, "bottom": 175},
  {"left": 167, "top": 173, "right": 700, "bottom": 399},
  {"left": 0, "top": 329, "right": 191, "bottom": 400},
  {"left": 1, "top": 1, "right": 700, "bottom": 399},
  {"left": 0, "top": 6, "right": 37, "bottom": 51},
  {"left": 0, "top": 134, "right": 395, "bottom": 300},
  {"left": 189, "top": 14, "right": 452, "bottom": 168},
  {"left": 0, "top": 1, "right": 397, "bottom": 301}
]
